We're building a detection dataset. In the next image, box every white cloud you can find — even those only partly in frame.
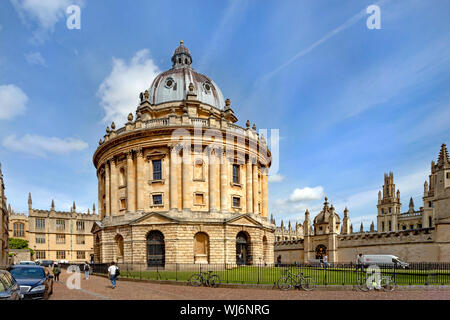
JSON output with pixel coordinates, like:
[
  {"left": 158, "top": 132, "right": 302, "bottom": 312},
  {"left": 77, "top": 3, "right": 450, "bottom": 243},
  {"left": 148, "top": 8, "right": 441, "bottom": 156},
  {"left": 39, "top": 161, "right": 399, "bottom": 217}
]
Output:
[
  {"left": 2, "top": 134, "right": 88, "bottom": 157},
  {"left": 98, "top": 49, "right": 161, "bottom": 125},
  {"left": 0, "top": 84, "right": 28, "bottom": 120},
  {"left": 268, "top": 173, "right": 285, "bottom": 183},
  {"left": 288, "top": 186, "right": 324, "bottom": 202},
  {"left": 24, "top": 51, "right": 46, "bottom": 66},
  {"left": 10, "top": 0, "right": 83, "bottom": 42}
]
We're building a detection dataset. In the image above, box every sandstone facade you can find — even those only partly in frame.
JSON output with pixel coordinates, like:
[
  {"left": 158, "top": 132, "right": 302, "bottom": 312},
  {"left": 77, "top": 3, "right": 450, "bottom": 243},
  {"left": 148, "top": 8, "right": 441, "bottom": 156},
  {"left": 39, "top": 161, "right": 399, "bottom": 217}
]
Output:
[
  {"left": 92, "top": 42, "right": 275, "bottom": 266},
  {"left": 8, "top": 197, "right": 100, "bottom": 263}
]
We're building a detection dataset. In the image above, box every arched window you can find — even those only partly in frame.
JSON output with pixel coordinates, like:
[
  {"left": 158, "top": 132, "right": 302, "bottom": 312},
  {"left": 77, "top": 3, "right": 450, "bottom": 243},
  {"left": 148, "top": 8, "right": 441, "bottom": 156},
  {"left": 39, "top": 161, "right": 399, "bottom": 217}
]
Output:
[
  {"left": 194, "top": 232, "right": 209, "bottom": 264},
  {"left": 115, "top": 235, "right": 124, "bottom": 262},
  {"left": 262, "top": 236, "right": 268, "bottom": 265}
]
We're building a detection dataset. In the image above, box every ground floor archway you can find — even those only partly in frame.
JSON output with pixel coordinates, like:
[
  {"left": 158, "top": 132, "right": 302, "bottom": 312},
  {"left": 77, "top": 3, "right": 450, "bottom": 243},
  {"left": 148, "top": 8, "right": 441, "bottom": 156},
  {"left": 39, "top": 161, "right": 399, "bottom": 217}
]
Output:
[{"left": 147, "top": 230, "right": 165, "bottom": 267}]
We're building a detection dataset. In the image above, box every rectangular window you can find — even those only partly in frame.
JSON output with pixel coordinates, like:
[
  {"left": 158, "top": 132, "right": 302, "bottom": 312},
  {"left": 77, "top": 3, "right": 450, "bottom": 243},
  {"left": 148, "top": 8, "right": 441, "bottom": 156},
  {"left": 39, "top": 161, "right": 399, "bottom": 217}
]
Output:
[
  {"left": 152, "top": 160, "right": 162, "bottom": 180},
  {"left": 13, "top": 223, "right": 25, "bottom": 237},
  {"left": 418, "top": 224, "right": 422, "bottom": 229},
  {"left": 56, "top": 219, "right": 66, "bottom": 231},
  {"left": 382, "top": 222, "right": 385, "bottom": 232},
  {"left": 76, "top": 221, "right": 85, "bottom": 231},
  {"left": 429, "top": 216, "right": 432, "bottom": 227},
  {"left": 152, "top": 194, "right": 163, "bottom": 206},
  {"left": 388, "top": 221, "right": 391, "bottom": 231},
  {"left": 77, "top": 251, "right": 85, "bottom": 260},
  {"left": 76, "top": 235, "right": 85, "bottom": 245},
  {"left": 36, "top": 218, "right": 45, "bottom": 230},
  {"left": 232, "top": 196, "right": 241, "bottom": 208},
  {"left": 120, "top": 198, "right": 126, "bottom": 210},
  {"left": 36, "top": 234, "right": 45, "bottom": 244},
  {"left": 36, "top": 251, "right": 46, "bottom": 259},
  {"left": 194, "top": 193, "right": 204, "bottom": 205},
  {"left": 232, "top": 164, "right": 240, "bottom": 184},
  {"left": 410, "top": 225, "right": 414, "bottom": 230},
  {"left": 56, "top": 251, "right": 66, "bottom": 260},
  {"left": 56, "top": 234, "right": 66, "bottom": 244}
]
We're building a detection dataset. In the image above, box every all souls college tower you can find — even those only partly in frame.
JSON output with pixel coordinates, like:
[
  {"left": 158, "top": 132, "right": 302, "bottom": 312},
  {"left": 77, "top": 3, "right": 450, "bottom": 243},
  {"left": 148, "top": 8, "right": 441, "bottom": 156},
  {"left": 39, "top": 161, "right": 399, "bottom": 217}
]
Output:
[{"left": 92, "top": 42, "right": 275, "bottom": 266}]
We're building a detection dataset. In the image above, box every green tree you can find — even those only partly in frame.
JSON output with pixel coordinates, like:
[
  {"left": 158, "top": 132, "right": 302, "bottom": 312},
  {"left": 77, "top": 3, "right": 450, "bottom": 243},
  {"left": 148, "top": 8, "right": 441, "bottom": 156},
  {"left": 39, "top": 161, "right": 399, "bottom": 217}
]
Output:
[{"left": 9, "top": 238, "right": 29, "bottom": 249}]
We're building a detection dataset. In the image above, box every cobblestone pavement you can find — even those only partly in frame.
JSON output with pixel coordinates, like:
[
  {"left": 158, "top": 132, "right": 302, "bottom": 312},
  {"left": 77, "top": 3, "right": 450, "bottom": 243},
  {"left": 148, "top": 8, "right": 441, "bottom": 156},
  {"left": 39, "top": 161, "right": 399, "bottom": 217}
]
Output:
[{"left": 49, "top": 272, "right": 450, "bottom": 300}]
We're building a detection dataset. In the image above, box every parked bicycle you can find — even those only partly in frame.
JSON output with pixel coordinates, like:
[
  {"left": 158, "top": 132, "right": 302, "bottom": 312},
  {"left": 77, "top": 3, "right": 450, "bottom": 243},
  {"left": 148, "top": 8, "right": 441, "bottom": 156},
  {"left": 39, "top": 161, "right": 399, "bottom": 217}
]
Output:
[
  {"left": 357, "top": 272, "right": 396, "bottom": 292},
  {"left": 188, "top": 270, "right": 220, "bottom": 287},
  {"left": 277, "top": 269, "right": 316, "bottom": 291}
]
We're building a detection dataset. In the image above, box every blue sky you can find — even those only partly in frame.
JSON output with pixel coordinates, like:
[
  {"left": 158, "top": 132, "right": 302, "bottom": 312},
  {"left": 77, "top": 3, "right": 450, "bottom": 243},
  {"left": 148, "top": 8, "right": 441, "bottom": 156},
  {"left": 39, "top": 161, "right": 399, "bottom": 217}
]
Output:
[{"left": 0, "top": 0, "right": 449, "bottom": 230}]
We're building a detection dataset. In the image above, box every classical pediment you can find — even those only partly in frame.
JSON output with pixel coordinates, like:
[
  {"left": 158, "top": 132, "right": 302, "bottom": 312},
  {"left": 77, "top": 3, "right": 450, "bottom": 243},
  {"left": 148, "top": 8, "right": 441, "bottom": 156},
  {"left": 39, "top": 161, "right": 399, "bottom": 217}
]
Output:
[
  {"left": 91, "top": 221, "right": 103, "bottom": 234},
  {"left": 226, "top": 214, "right": 263, "bottom": 227},
  {"left": 130, "top": 212, "right": 178, "bottom": 225}
]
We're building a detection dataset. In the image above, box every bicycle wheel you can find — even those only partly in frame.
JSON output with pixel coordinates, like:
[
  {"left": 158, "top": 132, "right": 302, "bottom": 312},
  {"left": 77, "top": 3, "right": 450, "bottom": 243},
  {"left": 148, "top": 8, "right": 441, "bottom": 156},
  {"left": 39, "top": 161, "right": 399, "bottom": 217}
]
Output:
[
  {"left": 277, "top": 277, "right": 293, "bottom": 291},
  {"left": 381, "top": 276, "right": 396, "bottom": 292},
  {"left": 209, "top": 275, "right": 220, "bottom": 288},
  {"left": 188, "top": 274, "right": 203, "bottom": 287},
  {"left": 357, "top": 275, "right": 369, "bottom": 292},
  {"left": 300, "top": 276, "right": 316, "bottom": 291}
]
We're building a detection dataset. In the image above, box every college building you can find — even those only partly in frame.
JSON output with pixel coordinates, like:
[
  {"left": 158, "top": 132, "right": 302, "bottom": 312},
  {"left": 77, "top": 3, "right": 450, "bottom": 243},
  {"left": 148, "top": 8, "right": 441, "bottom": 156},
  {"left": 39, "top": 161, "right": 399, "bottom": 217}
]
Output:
[
  {"left": 8, "top": 195, "right": 100, "bottom": 263},
  {"left": 274, "top": 143, "right": 450, "bottom": 263},
  {"left": 91, "top": 41, "right": 275, "bottom": 266}
]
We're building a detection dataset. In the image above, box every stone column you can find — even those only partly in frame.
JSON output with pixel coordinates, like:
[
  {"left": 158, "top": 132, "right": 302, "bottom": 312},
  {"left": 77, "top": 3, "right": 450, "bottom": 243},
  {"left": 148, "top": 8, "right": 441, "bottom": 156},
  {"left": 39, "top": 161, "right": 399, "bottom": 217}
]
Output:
[
  {"left": 252, "top": 162, "right": 259, "bottom": 214},
  {"left": 246, "top": 158, "right": 253, "bottom": 214},
  {"left": 110, "top": 157, "right": 118, "bottom": 215},
  {"left": 209, "top": 147, "right": 218, "bottom": 212},
  {"left": 126, "top": 151, "right": 136, "bottom": 212},
  {"left": 262, "top": 167, "right": 268, "bottom": 218},
  {"left": 182, "top": 145, "right": 191, "bottom": 211},
  {"left": 169, "top": 144, "right": 179, "bottom": 211},
  {"left": 105, "top": 161, "right": 111, "bottom": 216},
  {"left": 136, "top": 148, "right": 145, "bottom": 211},
  {"left": 220, "top": 149, "right": 228, "bottom": 212},
  {"left": 97, "top": 170, "right": 103, "bottom": 218}
]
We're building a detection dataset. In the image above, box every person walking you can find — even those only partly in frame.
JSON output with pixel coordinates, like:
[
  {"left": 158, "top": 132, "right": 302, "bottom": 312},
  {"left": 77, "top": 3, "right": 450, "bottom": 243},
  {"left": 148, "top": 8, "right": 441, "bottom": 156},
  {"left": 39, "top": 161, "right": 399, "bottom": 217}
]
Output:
[
  {"left": 276, "top": 255, "right": 282, "bottom": 267},
  {"left": 52, "top": 263, "right": 61, "bottom": 281},
  {"left": 323, "top": 255, "right": 329, "bottom": 270},
  {"left": 356, "top": 253, "right": 364, "bottom": 272},
  {"left": 107, "top": 261, "right": 119, "bottom": 289},
  {"left": 83, "top": 261, "right": 90, "bottom": 280}
]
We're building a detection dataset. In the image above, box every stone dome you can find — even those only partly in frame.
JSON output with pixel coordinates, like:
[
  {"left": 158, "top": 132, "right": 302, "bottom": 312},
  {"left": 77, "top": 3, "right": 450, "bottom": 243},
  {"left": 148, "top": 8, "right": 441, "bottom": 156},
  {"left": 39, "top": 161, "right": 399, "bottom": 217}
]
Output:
[
  {"left": 313, "top": 197, "right": 341, "bottom": 224},
  {"left": 148, "top": 41, "right": 226, "bottom": 110}
]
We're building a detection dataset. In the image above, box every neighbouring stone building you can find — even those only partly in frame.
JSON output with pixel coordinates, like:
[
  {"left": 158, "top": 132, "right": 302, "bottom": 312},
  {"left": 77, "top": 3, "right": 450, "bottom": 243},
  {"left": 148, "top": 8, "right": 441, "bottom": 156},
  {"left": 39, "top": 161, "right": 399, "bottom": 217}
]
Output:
[
  {"left": 8, "top": 195, "right": 100, "bottom": 263},
  {"left": 275, "top": 144, "right": 450, "bottom": 263},
  {"left": 92, "top": 41, "right": 274, "bottom": 266},
  {"left": 0, "top": 163, "right": 9, "bottom": 267}
]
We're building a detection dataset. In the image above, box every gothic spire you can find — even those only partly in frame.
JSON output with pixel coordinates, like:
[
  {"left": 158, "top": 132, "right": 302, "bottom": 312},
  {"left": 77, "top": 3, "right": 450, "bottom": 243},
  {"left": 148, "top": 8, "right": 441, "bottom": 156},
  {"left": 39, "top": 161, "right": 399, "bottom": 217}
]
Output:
[{"left": 437, "top": 143, "right": 449, "bottom": 167}]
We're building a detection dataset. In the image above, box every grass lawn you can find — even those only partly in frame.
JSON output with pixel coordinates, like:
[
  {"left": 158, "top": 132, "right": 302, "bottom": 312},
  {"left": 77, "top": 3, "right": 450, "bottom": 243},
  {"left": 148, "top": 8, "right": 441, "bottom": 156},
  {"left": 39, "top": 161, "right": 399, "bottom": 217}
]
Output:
[{"left": 111, "top": 265, "right": 450, "bottom": 286}]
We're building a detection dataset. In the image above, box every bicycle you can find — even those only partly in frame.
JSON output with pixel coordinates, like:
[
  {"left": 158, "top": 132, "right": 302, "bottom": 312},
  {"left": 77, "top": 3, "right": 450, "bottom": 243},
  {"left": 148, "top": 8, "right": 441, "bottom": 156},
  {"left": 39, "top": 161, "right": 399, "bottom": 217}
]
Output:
[
  {"left": 357, "top": 273, "right": 396, "bottom": 292},
  {"left": 277, "top": 269, "right": 316, "bottom": 291},
  {"left": 188, "top": 270, "right": 220, "bottom": 287}
]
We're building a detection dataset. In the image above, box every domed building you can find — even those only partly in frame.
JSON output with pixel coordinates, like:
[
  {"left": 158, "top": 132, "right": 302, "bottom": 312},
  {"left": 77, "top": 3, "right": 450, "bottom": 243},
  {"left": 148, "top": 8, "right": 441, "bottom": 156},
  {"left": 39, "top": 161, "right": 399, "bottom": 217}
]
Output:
[{"left": 92, "top": 41, "right": 274, "bottom": 266}]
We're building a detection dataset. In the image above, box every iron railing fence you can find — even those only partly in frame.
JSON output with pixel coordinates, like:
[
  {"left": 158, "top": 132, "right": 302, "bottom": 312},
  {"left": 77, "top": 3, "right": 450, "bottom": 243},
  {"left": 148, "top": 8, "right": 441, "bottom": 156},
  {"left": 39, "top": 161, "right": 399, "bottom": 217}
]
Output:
[{"left": 72, "top": 262, "right": 450, "bottom": 286}]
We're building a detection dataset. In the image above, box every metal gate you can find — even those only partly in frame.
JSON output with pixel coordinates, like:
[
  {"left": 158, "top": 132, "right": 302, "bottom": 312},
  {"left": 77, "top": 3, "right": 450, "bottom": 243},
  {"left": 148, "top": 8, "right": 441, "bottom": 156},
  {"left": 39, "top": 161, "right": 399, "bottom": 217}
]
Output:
[{"left": 147, "top": 231, "right": 165, "bottom": 267}]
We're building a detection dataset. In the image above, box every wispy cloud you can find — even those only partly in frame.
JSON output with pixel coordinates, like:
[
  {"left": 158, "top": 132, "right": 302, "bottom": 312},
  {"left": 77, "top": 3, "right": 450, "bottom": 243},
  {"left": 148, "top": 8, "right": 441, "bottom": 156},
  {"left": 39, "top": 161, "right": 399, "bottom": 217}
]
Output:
[
  {"left": 268, "top": 173, "right": 285, "bottom": 183},
  {"left": 98, "top": 49, "right": 161, "bottom": 125},
  {"left": 10, "top": 0, "right": 84, "bottom": 43},
  {"left": 0, "top": 84, "right": 28, "bottom": 120},
  {"left": 198, "top": 0, "right": 250, "bottom": 71},
  {"left": 2, "top": 134, "right": 88, "bottom": 157},
  {"left": 24, "top": 51, "right": 46, "bottom": 66},
  {"left": 257, "top": 0, "right": 387, "bottom": 85}
]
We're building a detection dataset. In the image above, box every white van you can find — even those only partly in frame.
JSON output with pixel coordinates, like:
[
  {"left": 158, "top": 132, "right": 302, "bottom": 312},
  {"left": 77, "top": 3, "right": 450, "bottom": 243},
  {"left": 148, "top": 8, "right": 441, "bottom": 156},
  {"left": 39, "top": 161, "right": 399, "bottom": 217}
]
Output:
[{"left": 361, "top": 255, "right": 409, "bottom": 268}]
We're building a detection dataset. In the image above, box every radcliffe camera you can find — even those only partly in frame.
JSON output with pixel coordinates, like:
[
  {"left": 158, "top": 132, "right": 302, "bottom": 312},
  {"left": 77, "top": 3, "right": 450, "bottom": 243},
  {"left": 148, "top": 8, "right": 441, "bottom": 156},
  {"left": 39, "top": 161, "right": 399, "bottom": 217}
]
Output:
[{"left": 0, "top": 0, "right": 449, "bottom": 314}]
